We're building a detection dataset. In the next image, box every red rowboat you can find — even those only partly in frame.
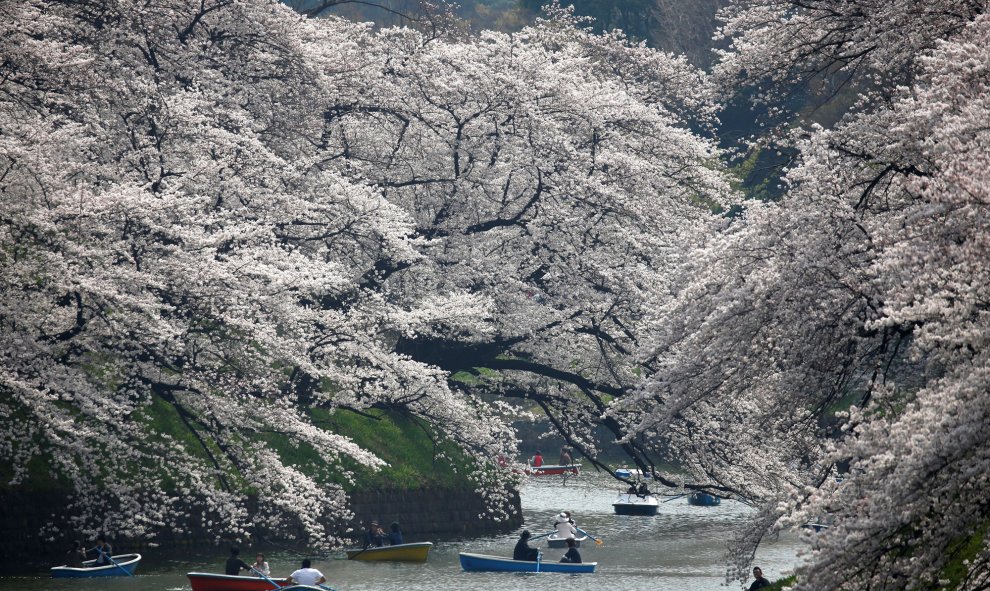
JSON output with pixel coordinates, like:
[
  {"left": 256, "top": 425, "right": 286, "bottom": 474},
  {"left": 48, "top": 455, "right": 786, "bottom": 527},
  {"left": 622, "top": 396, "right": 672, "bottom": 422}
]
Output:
[
  {"left": 525, "top": 464, "right": 580, "bottom": 476},
  {"left": 187, "top": 572, "right": 289, "bottom": 591}
]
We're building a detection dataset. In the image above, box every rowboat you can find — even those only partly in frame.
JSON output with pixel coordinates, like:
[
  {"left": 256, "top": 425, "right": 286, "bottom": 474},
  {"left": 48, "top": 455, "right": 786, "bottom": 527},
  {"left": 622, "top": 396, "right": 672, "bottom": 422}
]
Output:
[
  {"left": 459, "top": 552, "right": 596, "bottom": 573},
  {"left": 687, "top": 491, "right": 721, "bottom": 506},
  {"left": 525, "top": 464, "right": 580, "bottom": 476},
  {"left": 613, "top": 468, "right": 650, "bottom": 480},
  {"left": 345, "top": 542, "right": 433, "bottom": 562},
  {"left": 546, "top": 532, "right": 588, "bottom": 548},
  {"left": 51, "top": 554, "right": 142, "bottom": 578},
  {"left": 280, "top": 587, "right": 324, "bottom": 591},
  {"left": 612, "top": 492, "right": 659, "bottom": 515},
  {"left": 187, "top": 572, "right": 289, "bottom": 591}
]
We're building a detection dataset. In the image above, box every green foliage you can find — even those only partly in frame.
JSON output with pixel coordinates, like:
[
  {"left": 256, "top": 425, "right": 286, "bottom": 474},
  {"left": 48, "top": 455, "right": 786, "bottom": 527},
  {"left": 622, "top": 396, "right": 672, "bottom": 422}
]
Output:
[
  {"left": 309, "top": 408, "right": 475, "bottom": 491},
  {"left": 940, "top": 524, "right": 988, "bottom": 590}
]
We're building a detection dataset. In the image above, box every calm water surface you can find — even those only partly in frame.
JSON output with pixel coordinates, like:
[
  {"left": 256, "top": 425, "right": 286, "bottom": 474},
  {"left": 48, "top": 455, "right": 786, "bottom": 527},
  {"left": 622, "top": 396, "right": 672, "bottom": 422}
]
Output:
[{"left": 0, "top": 473, "right": 804, "bottom": 591}]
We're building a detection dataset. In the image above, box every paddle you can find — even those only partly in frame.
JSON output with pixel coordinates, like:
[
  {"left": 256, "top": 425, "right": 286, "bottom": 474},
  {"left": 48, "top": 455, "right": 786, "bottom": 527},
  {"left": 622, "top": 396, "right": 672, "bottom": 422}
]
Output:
[
  {"left": 536, "top": 551, "right": 541, "bottom": 573},
  {"left": 90, "top": 546, "right": 131, "bottom": 577},
  {"left": 318, "top": 583, "right": 340, "bottom": 591},
  {"left": 575, "top": 527, "right": 603, "bottom": 546},
  {"left": 105, "top": 554, "right": 133, "bottom": 577},
  {"left": 662, "top": 493, "right": 688, "bottom": 503},
  {"left": 250, "top": 566, "right": 281, "bottom": 590},
  {"left": 530, "top": 532, "right": 552, "bottom": 541}
]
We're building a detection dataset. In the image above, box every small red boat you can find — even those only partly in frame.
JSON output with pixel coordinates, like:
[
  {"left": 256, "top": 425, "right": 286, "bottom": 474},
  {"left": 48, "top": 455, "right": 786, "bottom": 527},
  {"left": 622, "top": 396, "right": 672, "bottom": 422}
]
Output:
[
  {"left": 187, "top": 572, "right": 289, "bottom": 591},
  {"left": 525, "top": 464, "right": 580, "bottom": 476}
]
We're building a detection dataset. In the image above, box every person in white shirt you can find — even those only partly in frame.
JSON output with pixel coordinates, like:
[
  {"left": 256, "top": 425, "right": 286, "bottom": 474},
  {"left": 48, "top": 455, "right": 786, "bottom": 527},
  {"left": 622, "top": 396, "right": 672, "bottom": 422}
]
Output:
[
  {"left": 288, "top": 559, "right": 326, "bottom": 587},
  {"left": 554, "top": 512, "right": 576, "bottom": 539}
]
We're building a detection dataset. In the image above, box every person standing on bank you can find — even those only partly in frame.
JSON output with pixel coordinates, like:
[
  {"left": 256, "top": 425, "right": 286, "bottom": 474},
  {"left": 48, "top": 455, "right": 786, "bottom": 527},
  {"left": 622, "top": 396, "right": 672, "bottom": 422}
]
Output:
[
  {"left": 224, "top": 547, "right": 251, "bottom": 575},
  {"left": 749, "top": 566, "right": 771, "bottom": 590},
  {"left": 559, "top": 537, "right": 581, "bottom": 563},
  {"left": 288, "top": 559, "right": 326, "bottom": 587}
]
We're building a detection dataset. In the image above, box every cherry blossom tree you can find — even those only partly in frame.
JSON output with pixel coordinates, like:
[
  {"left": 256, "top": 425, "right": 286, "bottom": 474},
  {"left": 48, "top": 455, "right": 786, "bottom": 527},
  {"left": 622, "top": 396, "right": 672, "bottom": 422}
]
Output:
[
  {"left": 614, "top": 1, "right": 990, "bottom": 589},
  {"left": 1, "top": 0, "right": 732, "bottom": 545},
  {"left": 0, "top": 0, "right": 516, "bottom": 546},
  {"left": 315, "top": 6, "right": 731, "bottom": 474}
]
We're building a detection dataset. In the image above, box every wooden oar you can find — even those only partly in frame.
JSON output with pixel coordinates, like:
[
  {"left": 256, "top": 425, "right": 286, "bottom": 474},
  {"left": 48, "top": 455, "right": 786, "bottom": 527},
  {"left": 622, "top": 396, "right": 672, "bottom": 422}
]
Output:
[{"left": 575, "top": 527, "right": 603, "bottom": 546}]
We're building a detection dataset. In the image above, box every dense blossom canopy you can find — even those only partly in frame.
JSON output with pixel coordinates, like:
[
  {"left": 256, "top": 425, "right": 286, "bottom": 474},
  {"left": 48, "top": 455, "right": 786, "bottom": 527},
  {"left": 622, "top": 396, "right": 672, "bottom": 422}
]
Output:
[
  {"left": 614, "top": 1, "right": 990, "bottom": 589},
  {"left": 0, "top": 0, "right": 725, "bottom": 544}
]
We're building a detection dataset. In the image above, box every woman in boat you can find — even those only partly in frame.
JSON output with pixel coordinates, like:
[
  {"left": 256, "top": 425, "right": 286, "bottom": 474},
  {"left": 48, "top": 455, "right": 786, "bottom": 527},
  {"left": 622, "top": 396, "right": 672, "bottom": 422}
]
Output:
[
  {"left": 387, "top": 522, "right": 403, "bottom": 545},
  {"left": 531, "top": 450, "right": 544, "bottom": 467},
  {"left": 559, "top": 537, "right": 582, "bottom": 563},
  {"left": 251, "top": 553, "right": 270, "bottom": 576},
  {"left": 512, "top": 530, "right": 540, "bottom": 561},
  {"left": 559, "top": 446, "right": 572, "bottom": 465},
  {"left": 363, "top": 521, "right": 386, "bottom": 549},
  {"left": 553, "top": 512, "right": 576, "bottom": 539},
  {"left": 66, "top": 540, "right": 87, "bottom": 567}
]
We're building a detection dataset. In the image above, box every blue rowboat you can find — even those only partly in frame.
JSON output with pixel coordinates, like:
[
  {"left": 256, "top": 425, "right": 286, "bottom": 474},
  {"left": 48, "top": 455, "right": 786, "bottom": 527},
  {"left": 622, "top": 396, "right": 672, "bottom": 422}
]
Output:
[
  {"left": 51, "top": 553, "right": 141, "bottom": 578},
  {"left": 459, "top": 552, "right": 596, "bottom": 573},
  {"left": 687, "top": 492, "right": 721, "bottom": 506}
]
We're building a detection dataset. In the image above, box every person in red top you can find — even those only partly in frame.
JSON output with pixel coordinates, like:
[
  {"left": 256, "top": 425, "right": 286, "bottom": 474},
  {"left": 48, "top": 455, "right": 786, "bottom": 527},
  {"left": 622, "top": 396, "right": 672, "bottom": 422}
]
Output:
[{"left": 532, "top": 450, "right": 544, "bottom": 467}]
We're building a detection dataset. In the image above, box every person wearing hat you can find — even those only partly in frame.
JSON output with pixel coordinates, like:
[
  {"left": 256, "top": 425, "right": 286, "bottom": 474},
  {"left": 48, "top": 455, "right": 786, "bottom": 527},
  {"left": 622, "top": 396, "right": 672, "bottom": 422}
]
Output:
[
  {"left": 553, "top": 511, "right": 577, "bottom": 539},
  {"left": 512, "top": 530, "right": 540, "bottom": 562},
  {"left": 363, "top": 520, "right": 386, "bottom": 549}
]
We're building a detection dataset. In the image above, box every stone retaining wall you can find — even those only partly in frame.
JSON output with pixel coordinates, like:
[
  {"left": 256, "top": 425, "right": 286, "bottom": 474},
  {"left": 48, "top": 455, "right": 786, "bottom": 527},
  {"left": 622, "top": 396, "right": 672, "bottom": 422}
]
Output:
[{"left": 0, "top": 487, "right": 521, "bottom": 566}]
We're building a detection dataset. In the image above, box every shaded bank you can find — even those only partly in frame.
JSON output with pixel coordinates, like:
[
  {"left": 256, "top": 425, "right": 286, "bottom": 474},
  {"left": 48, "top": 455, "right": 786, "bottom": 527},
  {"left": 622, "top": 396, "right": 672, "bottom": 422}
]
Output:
[{"left": 0, "top": 486, "right": 522, "bottom": 567}]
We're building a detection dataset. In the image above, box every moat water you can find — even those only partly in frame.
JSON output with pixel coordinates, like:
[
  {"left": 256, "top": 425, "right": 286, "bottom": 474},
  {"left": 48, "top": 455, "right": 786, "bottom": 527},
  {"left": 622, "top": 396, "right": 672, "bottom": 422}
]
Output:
[{"left": 0, "top": 473, "right": 803, "bottom": 591}]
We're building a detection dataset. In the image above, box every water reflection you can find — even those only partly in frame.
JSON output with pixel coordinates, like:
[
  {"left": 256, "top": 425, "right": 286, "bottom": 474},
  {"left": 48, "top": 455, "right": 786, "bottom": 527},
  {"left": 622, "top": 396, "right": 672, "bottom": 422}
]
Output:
[{"left": 0, "top": 472, "right": 804, "bottom": 591}]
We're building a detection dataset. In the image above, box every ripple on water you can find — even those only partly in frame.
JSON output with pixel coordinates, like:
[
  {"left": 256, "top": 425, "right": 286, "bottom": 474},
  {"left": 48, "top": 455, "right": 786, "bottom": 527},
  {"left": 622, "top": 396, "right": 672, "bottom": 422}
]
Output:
[{"left": 0, "top": 473, "right": 804, "bottom": 591}]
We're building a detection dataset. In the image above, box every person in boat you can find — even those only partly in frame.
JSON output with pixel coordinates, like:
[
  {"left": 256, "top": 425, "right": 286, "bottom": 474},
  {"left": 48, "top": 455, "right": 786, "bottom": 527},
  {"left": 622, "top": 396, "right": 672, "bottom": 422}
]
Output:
[
  {"left": 553, "top": 512, "right": 576, "bottom": 539},
  {"left": 749, "top": 566, "right": 771, "bottom": 590},
  {"left": 637, "top": 482, "right": 651, "bottom": 497},
  {"left": 627, "top": 483, "right": 637, "bottom": 494},
  {"left": 251, "top": 553, "right": 270, "bottom": 577},
  {"left": 66, "top": 540, "right": 87, "bottom": 567},
  {"left": 559, "top": 446, "right": 572, "bottom": 465},
  {"left": 531, "top": 450, "right": 544, "bottom": 467},
  {"left": 559, "top": 537, "right": 582, "bottom": 563},
  {"left": 512, "top": 529, "right": 540, "bottom": 562},
  {"left": 288, "top": 558, "right": 326, "bottom": 587},
  {"left": 363, "top": 520, "right": 386, "bottom": 549},
  {"left": 92, "top": 535, "right": 113, "bottom": 567},
  {"left": 225, "top": 547, "right": 251, "bottom": 575},
  {"left": 387, "top": 522, "right": 403, "bottom": 545}
]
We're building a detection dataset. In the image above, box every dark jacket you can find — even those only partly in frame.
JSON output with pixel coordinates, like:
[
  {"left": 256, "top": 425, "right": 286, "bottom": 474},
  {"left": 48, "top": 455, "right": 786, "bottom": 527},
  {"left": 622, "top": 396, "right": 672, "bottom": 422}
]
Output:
[
  {"left": 749, "top": 577, "right": 771, "bottom": 590},
  {"left": 225, "top": 557, "right": 249, "bottom": 576},
  {"left": 560, "top": 547, "right": 582, "bottom": 563},
  {"left": 513, "top": 538, "right": 539, "bottom": 561}
]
